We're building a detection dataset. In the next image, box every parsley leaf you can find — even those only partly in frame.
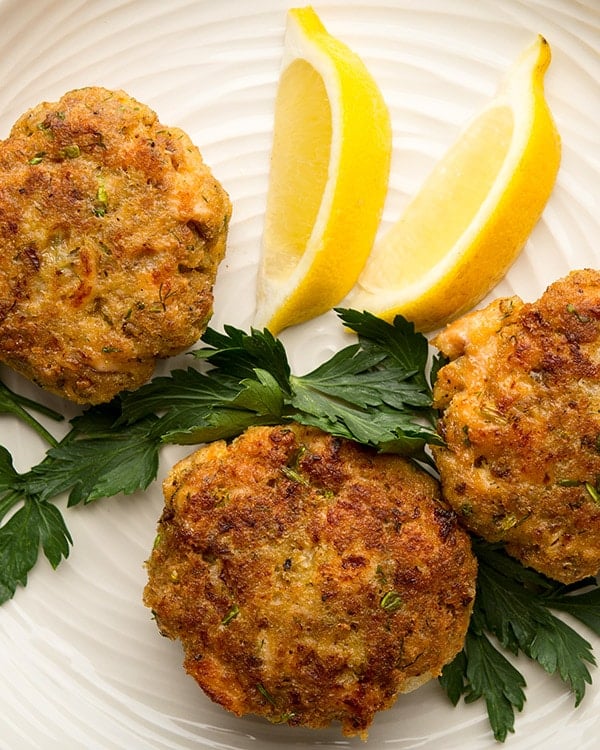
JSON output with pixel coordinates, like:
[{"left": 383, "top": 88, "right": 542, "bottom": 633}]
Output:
[
  {"left": 1, "top": 308, "right": 599, "bottom": 747},
  {"left": 528, "top": 617, "right": 593, "bottom": 705},
  {"left": 335, "top": 307, "right": 430, "bottom": 391},
  {"left": 117, "top": 367, "right": 243, "bottom": 426},
  {"left": 118, "top": 366, "right": 284, "bottom": 444},
  {"left": 544, "top": 585, "right": 600, "bottom": 636},
  {"left": 438, "top": 648, "right": 467, "bottom": 707},
  {"left": 119, "top": 310, "right": 441, "bottom": 457},
  {"left": 291, "top": 344, "right": 430, "bottom": 409},
  {"left": 0, "top": 500, "right": 45, "bottom": 603},
  {"left": 0, "top": 403, "right": 161, "bottom": 602},
  {"left": 194, "top": 323, "right": 292, "bottom": 393},
  {"left": 36, "top": 500, "right": 72, "bottom": 569},
  {"left": 0, "top": 446, "right": 21, "bottom": 500},
  {"left": 0, "top": 493, "right": 72, "bottom": 605},
  {"left": 440, "top": 540, "right": 598, "bottom": 741},
  {"left": 290, "top": 339, "right": 440, "bottom": 455},
  {"left": 463, "top": 625, "right": 526, "bottom": 742},
  {"left": 474, "top": 541, "right": 596, "bottom": 701},
  {"left": 25, "top": 405, "right": 161, "bottom": 506},
  {"left": 155, "top": 370, "right": 285, "bottom": 445}
]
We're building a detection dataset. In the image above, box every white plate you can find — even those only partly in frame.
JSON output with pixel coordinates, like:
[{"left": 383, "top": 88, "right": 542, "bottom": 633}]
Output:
[{"left": 0, "top": 1, "right": 599, "bottom": 749}]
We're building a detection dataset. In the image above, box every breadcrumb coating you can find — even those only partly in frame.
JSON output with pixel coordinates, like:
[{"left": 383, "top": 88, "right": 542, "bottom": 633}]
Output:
[
  {"left": 433, "top": 269, "right": 600, "bottom": 583},
  {"left": 144, "top": 424, "right": 476, "bottom": 737},
  {"left": 0, "top": 87, "right": 231, "bottom": 403}
]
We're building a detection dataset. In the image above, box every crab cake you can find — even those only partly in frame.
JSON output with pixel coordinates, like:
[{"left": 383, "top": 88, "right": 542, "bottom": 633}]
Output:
[
  {"left": 0, "top": 87, "right": 231, "bottom": 404},
  {"left": 144, "top": 424, "right": 477, "bottom": 738},
  {"left": 432, "top": 269, "right": 600, "bottom": 584}
]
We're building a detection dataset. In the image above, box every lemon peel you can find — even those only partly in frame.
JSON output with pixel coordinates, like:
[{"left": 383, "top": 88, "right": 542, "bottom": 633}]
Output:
[
  {"left": 349, "top": 35, "right": 561, "bottom": 332},
  {"left": 254, "top": 6, "right": 392, "bottom": 334}
]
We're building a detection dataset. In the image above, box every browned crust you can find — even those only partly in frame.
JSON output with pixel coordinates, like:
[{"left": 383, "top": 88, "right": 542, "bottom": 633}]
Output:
[
  {"left": 433, "top": 269, "right": 600, "bottom": 583},
  {"left": 0, "top": 87, "right": 231, "bottom": 403},
  {"left": 144, "top": 424, "right": 477, "bottom": 737}
]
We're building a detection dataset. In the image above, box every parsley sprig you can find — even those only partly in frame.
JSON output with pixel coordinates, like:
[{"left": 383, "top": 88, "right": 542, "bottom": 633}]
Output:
[
  {"left": 0, "top": 310, "right": 598, "bottom": 743},
  {"left": 0, "top": 310, "right": 437, "bottom": 604},
  {"left": 0, "top": 404, "right": 161, "bottom": 602},
  {"left": 117, "top": 308, "right": 441, "bottom": 457},
  {"left": 0, "top": 446, "right": 72, "bottom": 602},
  {"left": 440, "top": 540, "right": 599, "bottom": 741}
]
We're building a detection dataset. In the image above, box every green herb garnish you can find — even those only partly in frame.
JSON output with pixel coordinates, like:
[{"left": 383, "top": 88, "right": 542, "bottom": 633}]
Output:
[
  {"left": 0, "top": 404, "right": 160, "bottom": 602},
  {"left": 280, "top": 466, "right": 309, "bottom": 485},
  {"left": 59, "top": 144, "right": 81, "bottom": 159},
  {"left": 118, "top": 308, "right": 441, "bottom": 460},
  {"left": 0, "top": 447, "right": 72, "bottom": 602},
  {"left": 440, "top": 540, "right": 600, "bottom": 742},
  {"left": 585, "top": 482, "right": 600, "bottom": 505},
  {"left": 0, "top": 309, "right": 598, "bottom": 743},
  {"left": 566, "top": 303, "right": 591, "bottom": 323},
  {"left": 28, "top": 151, "right": 45, "bottom": 165},
  {"left": 380, "top": 590, "right": 403, "bottom": 612},
  {"left": 256, "top": 683, "right": 277, "bottom": 706},
  {"left": 93, "top": 181, "right": 108, "bottom": 216},
  {"left": 221, "top": 604, "right": 240, "bottom": 626}
]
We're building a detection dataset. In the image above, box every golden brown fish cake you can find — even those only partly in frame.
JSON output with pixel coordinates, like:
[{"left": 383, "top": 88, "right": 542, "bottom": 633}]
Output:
[
  {"left": 432, "top": 269, "right": 600, "bottom": 584},
  {"left": 144, "top": 424, "right": 477, "bottom": 738},
  {"left": 0, "top": 87, "right": 231, "bottom": 404}
]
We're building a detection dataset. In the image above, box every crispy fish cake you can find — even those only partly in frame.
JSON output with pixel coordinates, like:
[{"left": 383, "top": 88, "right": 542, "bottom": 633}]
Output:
[
  {"left": 432, "top": 269, "right": 600, "bottom": 583},
  {"left": 0, "top": 87, "right": 231, "bottom": 404},
  {"left": 144, "top": 424, "right": 476, "bottom": 738}
]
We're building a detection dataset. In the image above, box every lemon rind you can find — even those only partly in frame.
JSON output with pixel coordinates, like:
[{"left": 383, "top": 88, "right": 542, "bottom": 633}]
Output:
[
  {"left": 255, "top": 7, "right": 392, "bottom": 333},
  {"left": 349, "top": 35, "right": 560, "bottom": 332}
]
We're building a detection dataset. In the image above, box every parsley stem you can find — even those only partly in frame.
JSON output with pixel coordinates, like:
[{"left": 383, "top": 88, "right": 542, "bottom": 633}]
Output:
[
  {"left": 0, "top": 382, "right": 63, "bottom": 420},
  {"left": 0, "top": 380, "right": 62, "bottom": 447},
  {"left": 4, "top": 407, "right": 59, "bottom": 447}
]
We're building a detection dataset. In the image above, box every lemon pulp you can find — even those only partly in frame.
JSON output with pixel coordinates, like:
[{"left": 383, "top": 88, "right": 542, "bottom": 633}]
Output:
[
  {"left": 369, "top": 108, "right": 513, "bottom": 289},
  {"left": 254, "top": 6, "right": 392, "bottom": 334},
  {"left": 263, "top": 59, "right": 332, "bottom": 281},
  {"left": 349, "top": 35, "right": 560, "bottom": 332}
]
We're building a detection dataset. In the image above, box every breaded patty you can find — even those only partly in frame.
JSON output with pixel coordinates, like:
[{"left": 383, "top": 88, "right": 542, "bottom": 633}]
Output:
[
  {"left": 0, "top": 87, "right": 231, "bottom": 404},
  {"left": 144, "top": 424, "right": 477, "bottom": 738},
  {"left": 432, "top": 269, "right": 600, "bottom": 584}
]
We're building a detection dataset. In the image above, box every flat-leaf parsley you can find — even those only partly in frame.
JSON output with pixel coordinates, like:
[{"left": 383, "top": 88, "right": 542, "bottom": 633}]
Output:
[{"left": 0, "top": 309, "right": 598, "bottom": 742}]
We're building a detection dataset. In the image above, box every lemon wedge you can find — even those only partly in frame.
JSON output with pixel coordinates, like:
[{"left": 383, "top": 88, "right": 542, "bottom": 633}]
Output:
[
  {"left": 348, "top": 35, "right": 561, "bottom": 332},
  {"left": 254, "top": 6, "right": 392, "bottom": 334}
]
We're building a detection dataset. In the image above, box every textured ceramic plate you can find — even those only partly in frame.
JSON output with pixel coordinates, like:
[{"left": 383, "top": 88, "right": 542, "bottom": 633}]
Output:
[{"left": 0, "top": 1, "right": 599, "bottom": 748}]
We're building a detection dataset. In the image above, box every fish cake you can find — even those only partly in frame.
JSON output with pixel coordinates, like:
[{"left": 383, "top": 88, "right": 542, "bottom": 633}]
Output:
[
  {"left": 144, "top": 424, "right": 477, "bottom": 737},
  {"left": 433, "top": 269, "right": 600, "bottom": 583},
  {"left": 0, "top": 86, "right": 231, "bottom": 403}
]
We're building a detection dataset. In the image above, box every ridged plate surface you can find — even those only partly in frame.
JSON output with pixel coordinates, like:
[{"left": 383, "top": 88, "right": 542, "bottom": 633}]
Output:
[{"left": 0, "top": 1, "right": 599, "bottom": 749}]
